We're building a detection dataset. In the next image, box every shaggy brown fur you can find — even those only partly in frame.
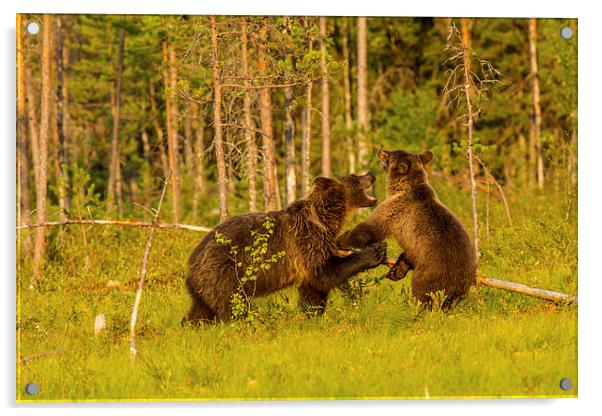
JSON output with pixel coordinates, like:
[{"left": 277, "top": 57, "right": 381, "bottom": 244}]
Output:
[
  {"left": 337, "top": 149, "right": 477, "bottom": 308},
  {"left": 185, "top": 173, "right": 387, "bottom": 323}
]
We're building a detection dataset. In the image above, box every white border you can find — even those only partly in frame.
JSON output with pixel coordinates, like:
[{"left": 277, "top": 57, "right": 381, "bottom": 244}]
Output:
[{"left": 2, "top": 1, "right": 600, "bottom": 415}]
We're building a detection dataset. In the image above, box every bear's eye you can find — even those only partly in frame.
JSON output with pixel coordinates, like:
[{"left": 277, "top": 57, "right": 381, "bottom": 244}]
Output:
[{"left": 393, "top": 159, "right": 410, "bottom": 175}]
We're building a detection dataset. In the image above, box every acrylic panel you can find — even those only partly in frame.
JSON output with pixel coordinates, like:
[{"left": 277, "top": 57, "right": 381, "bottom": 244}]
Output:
[{"left": 16, "top": 14, "right": 578, "bottom": 402}]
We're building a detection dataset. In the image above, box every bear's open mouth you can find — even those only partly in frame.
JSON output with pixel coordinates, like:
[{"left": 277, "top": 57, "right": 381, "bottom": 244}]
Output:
[
  {"left": 361, "top": 172, "right": 377, "bottom": 206},
  {"left": 364, "top": 192, "right": 377, "bottom": 206}
]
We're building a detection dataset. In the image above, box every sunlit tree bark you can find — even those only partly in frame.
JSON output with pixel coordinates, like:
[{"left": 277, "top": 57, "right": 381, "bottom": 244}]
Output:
[
  {"left": 32, "top": 14, "right": 53, "bottom": 285},
  {"left": 17, "top": 14, "right": 32, "bottom": 254},
  {"left": 210, "top": 16, "right": 230, "bottom": 221},
  {"left": 163, "top": 40, "right": 182, "bottom": 222},
  {"left": 528, "top": 18, "right": 544, "bottom": 190},
  {"left": 241, "top": 18, "right": 258, "bottom": 212},
  {"left": 342, "top": 19, "right": 356, "bottom": 174},
  {"left": 320, "top": 17, "right": 331, "bottom": 177},
  {"left": 258, "top": 19, "right": 278, "bottom": 211},
  {"left": 357, "top": 17, "right": 369, "bottom": 171},
  {"left": 107, "top": 25, "right": 125, "bottom": 215}
]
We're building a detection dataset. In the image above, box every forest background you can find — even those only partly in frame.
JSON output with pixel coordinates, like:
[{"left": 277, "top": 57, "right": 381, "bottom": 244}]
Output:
[{"left": 16, "top": 14, "right": 578, "bottom": 401}]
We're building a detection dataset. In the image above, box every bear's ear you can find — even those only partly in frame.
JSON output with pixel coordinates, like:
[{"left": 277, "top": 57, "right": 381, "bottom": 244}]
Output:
[
  {"left": 313, "top": 176, "right": 336, "bottom": 191},
  {"left": 419, "top": 150, "right": 434, "bottom": 165},
  {"left": 378, "top": 149, "right": 391, "bottom": 170}
]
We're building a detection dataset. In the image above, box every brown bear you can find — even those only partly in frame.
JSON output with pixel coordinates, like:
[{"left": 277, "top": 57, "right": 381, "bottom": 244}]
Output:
[
  {"left": 336, "top": 149, "right": 477, "bottom": 308},
  {"left": 184, "top": 172, "right": 387, "bottom": 323}
]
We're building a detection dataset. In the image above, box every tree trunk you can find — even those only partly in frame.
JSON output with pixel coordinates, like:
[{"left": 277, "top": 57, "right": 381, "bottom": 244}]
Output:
[
  {"left": 342, "top": 20, "right": 355, "bottom": 174},
  {"left": 300, "top": 30, "right": 314, "bottom": 198},
  {"left": 51, "top": 95, "right": 63, "bottom": 227},
  {"left": 17, "top": 15, "right": 30, "bottom": 226},
  {"left": 241, "top": 18, "right": 258, "bottom": 212},
  {"left": 528, "top": 18, "right": 544, "bottom": 190},
  {"left": 141, "top": 129, "right": 152, "bottom": 205},
  {"left": 55, "top": 15, "right": 70, "bottom": 220},
  {"left": 461, "top": 22, "right": 480, "bottom": 261},
  {"left": 32, "top": 14, "right": 53, "bottom": 285},
  {"left": 163, "top": 40, "right": 181, "bottom": 222},
  {"left": 460, "top": 18, "right": 472, "bottom": 74},
  {"left": 25, "top": 67, "right": 39, "bottom": 189},
  {"left": 284, "top": 81, "right": 296, "bottom": 206},
  {"left": 569, "top": 129, "right": 577, "bottom": 189},
  {"left": 61, "top": 29, "right": 71, "bottom": 171},
  {"left": 319, "top": 17, "right": 331, "bottom": 177},
  {"left": 182, "top": 100, "right": 194, "bottom": 171},
  {"left": 357, "top": 17, "right": 369, "bottom": 171},
  {"left": 150, "top": 83, "right": 169, "bottom": 179},
  {"left": 283, "top": 19, "right": 297, "bottom": 207},
  {"left": 518, "top": 133, "right": 528, "bottom": 186},
  {"left": 210, "top": 16, "right": 230, "bottom": 222},
  {"left": 258, "top": 19, "right": 278, "bottom": 212},
  {"left": 17, "top": 14, "right": 32, "bottom": 253},
  {"left": 107, "top": 26, "right": 125, "bottom": 216},
  {"left": 191, "top": 101, "right": 206, "bottom": 218}
]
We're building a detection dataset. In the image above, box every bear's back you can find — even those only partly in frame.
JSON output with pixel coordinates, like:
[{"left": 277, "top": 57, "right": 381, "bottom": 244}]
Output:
[{"left": 396, "top": 189, "right": 476, "bottom": 276}]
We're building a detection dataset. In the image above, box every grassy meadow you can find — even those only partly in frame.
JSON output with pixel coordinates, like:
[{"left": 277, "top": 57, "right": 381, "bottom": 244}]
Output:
[{"left": 16, "top": 178, "right": 578, "bottom": 402}]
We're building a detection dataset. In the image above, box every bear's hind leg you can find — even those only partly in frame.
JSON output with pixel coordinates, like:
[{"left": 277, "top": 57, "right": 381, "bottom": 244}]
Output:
[{"left": 183, "top": 296, "right": 216, "bottom": 325}]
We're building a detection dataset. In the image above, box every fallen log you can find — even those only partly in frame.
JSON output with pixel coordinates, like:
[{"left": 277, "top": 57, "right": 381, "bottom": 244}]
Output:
[
  {"left": 338, "top": 251, "right": 577, "bottom": 305},
  {"left": 475, "top": 275, "right": 577, "bottom": 305}
]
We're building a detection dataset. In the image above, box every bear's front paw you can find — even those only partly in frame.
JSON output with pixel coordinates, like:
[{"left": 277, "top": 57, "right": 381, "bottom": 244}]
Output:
[
  {"left": 387, "top": 264, "right": 408, "bottom": 281},
  {"left": 365, "top": 242, "right": 387, "bottom": 267}
]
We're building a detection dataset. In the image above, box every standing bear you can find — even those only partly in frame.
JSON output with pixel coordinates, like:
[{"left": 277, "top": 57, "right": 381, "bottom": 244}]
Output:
[
  {"left": 337, "top": 149, "right": 477, "bottom": 308},
  {"left": 184, "top": 172, "right": 387, "bottom": 323}
]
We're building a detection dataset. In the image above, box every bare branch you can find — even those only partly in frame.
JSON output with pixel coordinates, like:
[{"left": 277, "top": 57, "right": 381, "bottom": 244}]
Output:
[
  {"left": 130, "top": 177, "right": 169, "bottom": 360},
  {"left": 475, "top": 155, "right": 513, "bottom": 225}
]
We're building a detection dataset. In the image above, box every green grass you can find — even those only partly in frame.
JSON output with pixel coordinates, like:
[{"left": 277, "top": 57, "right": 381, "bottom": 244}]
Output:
[{"left": 16, "top": 180, "right": 578, "bottom": 402}]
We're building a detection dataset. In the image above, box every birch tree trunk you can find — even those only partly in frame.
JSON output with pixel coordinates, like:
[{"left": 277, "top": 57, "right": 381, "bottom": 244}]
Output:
[
  {"left": 283, "top": 19, "right": 297, "bottom": 207},
  {"left": 342, "top": 20, "right": 356, "bottom": 174},
  {"left": 241, "top": 18, "right": 258, "bottom": 212},
  {"left": 107, "top": 26, "right": 125, "bottom": 216},
  {"left": 32, "top": 14, "right": 53, "bottom": 285},
  {"left": 320, "top": 17, "right": 331, "bottom": 177},
  {"left": 284, "top": 86, "right": 296, "bottom": 206},
  {"left": 258, "top": 19, "right": 278, "bottom": 212},
  {"left": 528, "top": 18, "right": 544, "bottom": 190},
  {"left": 164, "top": 41, "right": 181, "bottom": 222},
  {"left": 210, "top": 16, "right": 230, "bottom": 222},
  {"left": 300, "top": 31, "right": 314, "bottom": 198},
  {"left": 357, "top": 17, "right": 369, "bottom": 171}
]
